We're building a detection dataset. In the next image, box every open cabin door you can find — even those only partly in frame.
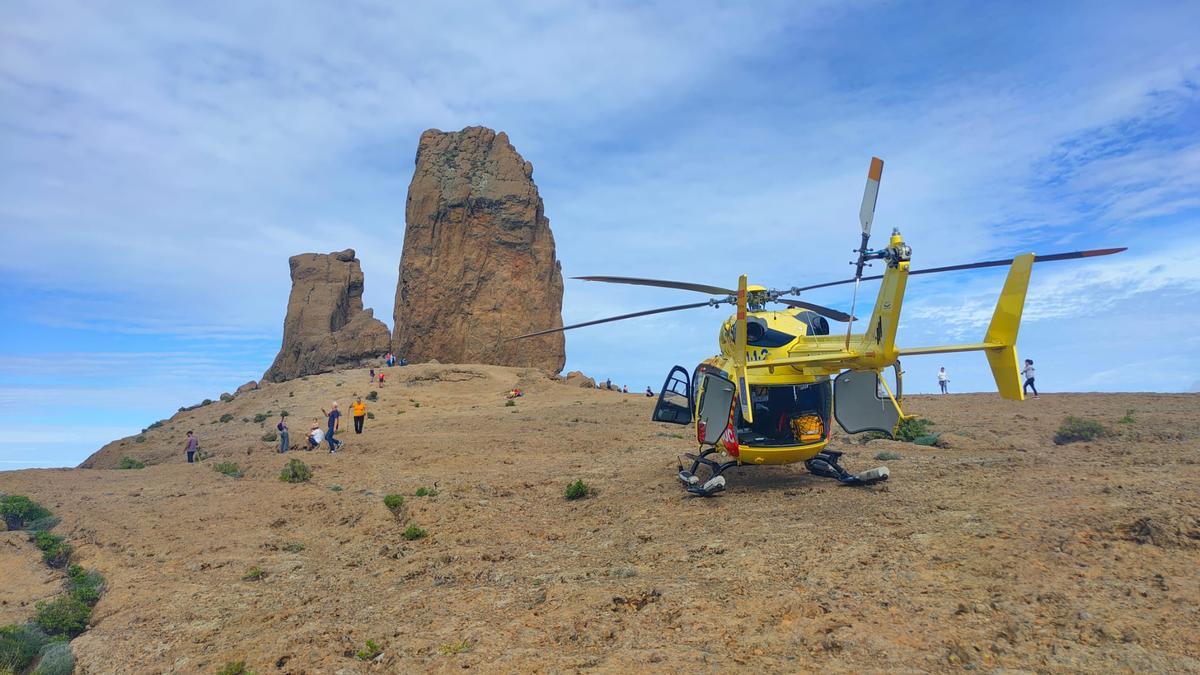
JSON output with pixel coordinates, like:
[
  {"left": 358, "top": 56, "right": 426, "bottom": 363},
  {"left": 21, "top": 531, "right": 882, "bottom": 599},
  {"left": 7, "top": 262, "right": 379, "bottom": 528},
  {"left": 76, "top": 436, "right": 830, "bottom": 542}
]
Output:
[
  {"left": 651, "top": 365, "right": 692, "bottom": 425},
  {"left": 696, "top": 371, "right": 736, "bottom": 444},
  {"left": 834, "top": 370, "right": 900, "bottom": 436}
]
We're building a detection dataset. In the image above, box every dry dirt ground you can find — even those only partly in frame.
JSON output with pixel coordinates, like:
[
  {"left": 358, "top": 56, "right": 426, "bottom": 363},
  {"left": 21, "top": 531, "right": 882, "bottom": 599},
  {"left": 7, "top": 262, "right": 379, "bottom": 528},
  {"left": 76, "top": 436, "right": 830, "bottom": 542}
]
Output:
[{"left": 2, "top": 364, "right": 1198, "bottom": 673}]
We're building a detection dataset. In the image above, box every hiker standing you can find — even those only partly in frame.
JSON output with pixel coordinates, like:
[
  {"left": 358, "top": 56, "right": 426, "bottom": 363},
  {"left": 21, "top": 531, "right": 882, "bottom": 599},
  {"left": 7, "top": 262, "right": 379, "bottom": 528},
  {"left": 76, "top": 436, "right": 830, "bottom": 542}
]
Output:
[
  {"left": 352, "top": 397, "right": 367, "bottom": 434},
  {"left": 277, "top": 415, "right": 289, "bottom": 453},
  {"left": 378, "top": 372, "right": 386, "bottom": 387},
  {"left": 369, "top": 367, "right": 375, "bottom": 382},
  {"left": 1022, "top": 359, "right": 1038, "bottom": 398},
  {"left": 938, "top": 367, "right": 949, "bottom": 394},
  {"left": 322, "top": 403, "right": 342, "bottom": 452},
  {"left": 185, "top": 431, "right": 198, "bottom": 463}
]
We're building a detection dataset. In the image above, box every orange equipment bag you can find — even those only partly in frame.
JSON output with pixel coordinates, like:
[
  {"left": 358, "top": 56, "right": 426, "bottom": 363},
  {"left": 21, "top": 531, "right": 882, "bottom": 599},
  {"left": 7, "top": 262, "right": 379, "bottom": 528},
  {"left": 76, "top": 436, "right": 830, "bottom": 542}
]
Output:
[{"left": 790, "top": 414, "right": 823, "bottom": 443}]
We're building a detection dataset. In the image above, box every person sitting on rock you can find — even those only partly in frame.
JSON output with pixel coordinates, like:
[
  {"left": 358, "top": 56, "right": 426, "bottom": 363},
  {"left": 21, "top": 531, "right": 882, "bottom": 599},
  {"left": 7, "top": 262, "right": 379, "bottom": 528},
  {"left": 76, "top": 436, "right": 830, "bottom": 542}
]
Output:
[
  {"left": 307, "top": 422, "right": 324, "bottom": 450},
  {"left": 645, "top": 386, "right": 654, "bottom": 397}
]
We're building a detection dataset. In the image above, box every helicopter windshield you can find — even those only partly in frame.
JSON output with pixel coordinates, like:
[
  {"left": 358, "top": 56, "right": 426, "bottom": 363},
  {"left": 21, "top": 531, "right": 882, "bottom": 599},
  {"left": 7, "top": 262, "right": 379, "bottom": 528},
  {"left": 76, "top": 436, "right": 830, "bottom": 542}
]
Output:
[{"left": 735, "top": 382, "right": 831, "bottom": 447}]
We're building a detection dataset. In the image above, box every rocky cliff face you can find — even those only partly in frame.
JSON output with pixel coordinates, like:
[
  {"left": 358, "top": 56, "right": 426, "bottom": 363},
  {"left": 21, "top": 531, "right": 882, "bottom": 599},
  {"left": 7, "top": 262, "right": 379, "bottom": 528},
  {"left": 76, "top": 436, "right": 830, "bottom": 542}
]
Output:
[
  {"left": 393, "top": 127, "right": 565, "bottom": 372},
  {"left": 263, "top": 249, "right": 391, "bottom": 382}
]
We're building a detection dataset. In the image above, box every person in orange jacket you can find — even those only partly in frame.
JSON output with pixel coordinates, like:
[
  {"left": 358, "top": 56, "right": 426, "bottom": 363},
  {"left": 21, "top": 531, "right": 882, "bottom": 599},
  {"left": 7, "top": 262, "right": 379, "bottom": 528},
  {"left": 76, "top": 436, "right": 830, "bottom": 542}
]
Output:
[{"left": 352, "top": 396, "right": 367, "bottom": 434}]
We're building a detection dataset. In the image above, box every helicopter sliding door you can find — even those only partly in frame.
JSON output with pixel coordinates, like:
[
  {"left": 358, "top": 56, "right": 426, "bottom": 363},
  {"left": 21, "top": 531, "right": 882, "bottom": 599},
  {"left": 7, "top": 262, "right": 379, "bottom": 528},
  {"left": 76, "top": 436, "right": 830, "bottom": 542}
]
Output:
[
  {"left": 651, "top": 365, "right": 692, "bottom": 425},
  {"left": 833, "top": 370, "right": 900, "bottom": 436}
]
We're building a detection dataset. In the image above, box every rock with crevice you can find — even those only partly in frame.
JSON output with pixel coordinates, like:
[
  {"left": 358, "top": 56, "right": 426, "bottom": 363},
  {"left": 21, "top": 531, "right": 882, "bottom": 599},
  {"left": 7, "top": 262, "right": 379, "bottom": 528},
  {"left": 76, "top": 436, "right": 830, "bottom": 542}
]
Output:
[
  {"left": 393, "top": 126, "right": 565, "bottom": 372},
  {"left": 263, "top": 249, "right": 390, "bottom": 382}
]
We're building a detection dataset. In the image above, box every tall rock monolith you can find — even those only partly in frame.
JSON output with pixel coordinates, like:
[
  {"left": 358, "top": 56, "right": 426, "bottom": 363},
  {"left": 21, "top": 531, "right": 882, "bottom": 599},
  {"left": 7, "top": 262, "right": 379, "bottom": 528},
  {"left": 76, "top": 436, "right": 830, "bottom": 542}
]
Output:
[
  {"left": 263, "top": 249, "right": 391, "bottom": 382},
  {"left": 393, "top": 127, "right": 565, "bottom": 372}
]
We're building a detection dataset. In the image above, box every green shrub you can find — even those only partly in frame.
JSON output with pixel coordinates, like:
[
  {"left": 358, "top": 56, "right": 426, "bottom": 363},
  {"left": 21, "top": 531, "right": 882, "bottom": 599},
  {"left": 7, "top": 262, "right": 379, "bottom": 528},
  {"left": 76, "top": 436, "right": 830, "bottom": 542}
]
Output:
[
  {"left": 212, "top": 462, "right": 243, "bottom": 479},
  {"left": 0, "top": 624, "right": 49, "bottom": 673},
  {"left": 1118, "top": 409, "right": 1135, "bottom": 424},
  {"left": 134, "top": 435, "right": 147, "bottom": 444},
  {"left": 283, "top": 542, "right": 305, "bottom": 553},
  {"left": 279, "top": 459, "right": 312, "bottom": 483},
  {"left": 383, "top": 494, "right": 404, "bottom": 511},
  {"left": 1, "top": 495, "right": 52, "bottom": 530},
  {"left": 413, "top": 401, "right": 421, "bottom": 408},
  {"left": 33, "top": 596, "right": 91, "bottom": 638},
  {"left": 23, "top": 516, "right": 60, "bottom": 532},
  {"left": 355, "top": 639, "right": 383, "bottom": 661},
  {"left": 253, "top": 413, "right": 269, "bottom": 423},
  {"left": 219, "top": 413, "right": 235, "bottom": 423},
  {"left": 1055, "top": 416, "right": 1109, "bottom": 445},
  {"left": 874, "top": 451, "right": 902, "bottom": 461},
  {"left": 439, "top": 640, "right": 472, "bottom": 655},
  {"left": 366, "top": 412, "right": 375, "bottom": 420},
  {"left": 414, "top": 487, "right": 438, "bottom": 497},
  {"left": 564, "top": 480, "right": 589, "bottom": 501},
  {"left": 201, "top": 399, "right": 213, "bottom": 407},
  {"left": 33, "top": 531, "right": 71, "bottom": 568},
  {"left": 66, "top": 565, "right": 105, "bottom": 606},
  {"left": 216, "top": 660, "right": 251, "bottom": 675},
  {"left": 261, "top": 431, "right": 277, "bottom": 442},
  {"left": 403, "top": 525, "right": 427, "bottom": 541},
  {"left": 117, "top": 456, "right": 145, "bottom": 470},
  {"left": 280, "top": 410, "right": 289, "bottom": 417},
  {"left": 365, "top": 391, "right": 378, "bottom": 401},
  {"left": 328, "top": 484, "right": 343, "bottom": 492},
  {"left": 32, "top": 639, "right": 74, "bottom": 675},
  {"left": 894, "top": 417, "right": 934, "bottom": 442},
  {"left": 241, "top": 566, "right": 265, "bottom": 581},
  {"left": 505, "top": 400, "right": 516, "bottom": 407},
  {"left": 143, "top": 420, "right": 165, "bottom": 432}
]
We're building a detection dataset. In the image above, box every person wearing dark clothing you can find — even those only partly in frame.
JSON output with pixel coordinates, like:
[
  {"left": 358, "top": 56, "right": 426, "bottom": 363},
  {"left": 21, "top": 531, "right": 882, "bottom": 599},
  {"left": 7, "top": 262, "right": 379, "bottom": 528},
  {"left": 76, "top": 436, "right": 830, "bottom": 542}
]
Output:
[
  {"left": 322, "top": 403, "right": 342, "bottom": 452},
  {"left": 277, "top": 415, "right": 289, "bottom": 453},
  {"left": 185, "top": 431, "right": 198, "bottom": 463},
  {"left": 1022, "top": 359, "right": 1038, "bottom": 398}
]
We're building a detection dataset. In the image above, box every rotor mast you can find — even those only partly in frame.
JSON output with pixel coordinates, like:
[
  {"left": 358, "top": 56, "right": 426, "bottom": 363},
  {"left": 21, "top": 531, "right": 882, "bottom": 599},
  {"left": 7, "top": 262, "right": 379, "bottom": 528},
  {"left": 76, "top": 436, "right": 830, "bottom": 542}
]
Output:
[{"left": 845, "top": 157, "right": 884, "bottom": 349}]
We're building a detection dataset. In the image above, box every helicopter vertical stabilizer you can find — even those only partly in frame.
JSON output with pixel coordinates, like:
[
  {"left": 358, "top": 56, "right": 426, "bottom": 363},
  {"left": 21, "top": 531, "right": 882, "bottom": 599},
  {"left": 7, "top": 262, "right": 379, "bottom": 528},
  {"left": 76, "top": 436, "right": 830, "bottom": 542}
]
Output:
[{"left": 983, "top": 253, "right": 1033, "bottom": 400}]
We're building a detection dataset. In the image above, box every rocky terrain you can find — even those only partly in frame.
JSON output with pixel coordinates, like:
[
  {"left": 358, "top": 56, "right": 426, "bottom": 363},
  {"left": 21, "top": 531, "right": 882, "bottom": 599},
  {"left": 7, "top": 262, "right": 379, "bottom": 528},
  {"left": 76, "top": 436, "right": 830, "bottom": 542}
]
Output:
[
  {"left": 393, "top": 127, "right": 565, "bottom": 372},
  {"left": 262, "top": 249, "right": 391, "bottom": 383},
  {"left": 2, "top": 366, "right": 1198, "bottom": 672}
]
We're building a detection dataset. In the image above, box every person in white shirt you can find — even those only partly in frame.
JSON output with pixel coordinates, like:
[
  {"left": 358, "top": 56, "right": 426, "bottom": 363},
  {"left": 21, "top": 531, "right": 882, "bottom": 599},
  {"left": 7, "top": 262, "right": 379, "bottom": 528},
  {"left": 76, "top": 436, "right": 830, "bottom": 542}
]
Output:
[
  {"left": 1022, "top": 359, "right": 1038, "bottom": 398},
  {"left": 937, "top": 367, "right": 949, "bottom": 394},
  {"left": 308, "top": 422, "right": 324, "bottom": 450}
]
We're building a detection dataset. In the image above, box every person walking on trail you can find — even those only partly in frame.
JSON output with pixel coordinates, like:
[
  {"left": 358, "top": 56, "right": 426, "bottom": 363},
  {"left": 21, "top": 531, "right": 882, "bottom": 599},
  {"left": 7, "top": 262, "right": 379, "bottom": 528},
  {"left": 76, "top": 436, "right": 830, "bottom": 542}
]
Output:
[
  {"left": 369, "top": 367, "right": 375, "bottom": 382},
  {"left": 277, "top": 414, "right": 289, "bottom": 453},
  {"left": 352, "top": 397, "right": 367, "bottom": 434},
  {"left": 307, "top": 421, "right": 323, "bottom": 450},
  {"left": 378, "top": 372, "right": 386, "bottom": 387},
  {"left": 938, "top": 367, "right": 949, "bottom": 394},
  {"left": 1022, "top": 359, "right": 1038, "bottom": 398},
  {"left": 185, "top": 430, "right": 198, "bottom": 463},
  {"left": 322, "top": 402, "right": 342, "bottom": 452}
]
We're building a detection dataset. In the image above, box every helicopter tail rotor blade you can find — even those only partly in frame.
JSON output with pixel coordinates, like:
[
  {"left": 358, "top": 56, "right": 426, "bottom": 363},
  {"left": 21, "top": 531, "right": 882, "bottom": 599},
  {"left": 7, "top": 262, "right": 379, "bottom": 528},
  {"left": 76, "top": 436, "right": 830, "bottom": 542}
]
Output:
[
  {"left": 504, "top": 300, "right": 720, "bottom": 341},
  {"left": 795, "top": 247, "right": 1128, "bottom": 292},
  {"left": 573, "top": 276, "right": 737, "bottom": 296},
  {"left": 859, "top": 157, "right": 884, "bottom": 237},
  {"left": 773, "top": 299, "right": 856, "bottom": 322}
]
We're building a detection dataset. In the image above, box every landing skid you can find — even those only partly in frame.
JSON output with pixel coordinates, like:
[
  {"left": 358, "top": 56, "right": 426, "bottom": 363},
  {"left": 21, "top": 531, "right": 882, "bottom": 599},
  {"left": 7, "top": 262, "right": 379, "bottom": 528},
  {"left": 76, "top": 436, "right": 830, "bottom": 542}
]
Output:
[{"left": 678, "top": 448, "right": 889, "bottom": 496}]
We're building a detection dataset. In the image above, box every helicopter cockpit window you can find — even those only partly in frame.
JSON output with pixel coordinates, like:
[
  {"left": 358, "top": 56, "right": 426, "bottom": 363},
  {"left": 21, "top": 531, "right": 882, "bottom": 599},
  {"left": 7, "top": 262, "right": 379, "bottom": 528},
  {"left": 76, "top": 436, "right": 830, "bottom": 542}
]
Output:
[{"left": 735, "top": 382, "right": 831, "bottom": 447}]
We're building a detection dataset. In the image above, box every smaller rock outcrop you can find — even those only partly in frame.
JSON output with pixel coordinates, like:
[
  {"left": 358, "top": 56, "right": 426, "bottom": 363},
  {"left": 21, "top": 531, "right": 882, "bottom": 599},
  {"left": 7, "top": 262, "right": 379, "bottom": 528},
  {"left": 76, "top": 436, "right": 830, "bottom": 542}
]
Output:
[
  {"left": 563, "top": 371, "right": 596, "bottom": 388},
  {"left": 235, "top": 380, "right": 258, "bottom": 395},
  {"left": 263, "top": 249, "right": 391, "bottom": 383}
]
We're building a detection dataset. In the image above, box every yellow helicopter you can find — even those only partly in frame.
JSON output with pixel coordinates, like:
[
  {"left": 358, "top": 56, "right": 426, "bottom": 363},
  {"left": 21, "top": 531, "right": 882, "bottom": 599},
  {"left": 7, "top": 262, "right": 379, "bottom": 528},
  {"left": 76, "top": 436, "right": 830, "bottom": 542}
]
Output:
[{"left": 511, "top": 158, "right": 1124, "bottom": 495}]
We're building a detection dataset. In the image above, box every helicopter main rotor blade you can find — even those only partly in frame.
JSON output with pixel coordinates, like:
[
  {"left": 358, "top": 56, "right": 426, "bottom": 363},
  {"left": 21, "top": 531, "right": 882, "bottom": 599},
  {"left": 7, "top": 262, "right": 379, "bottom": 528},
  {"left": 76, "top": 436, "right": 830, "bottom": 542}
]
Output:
[
  {"left": 505, "top": 300, "right": 722, "bottom": 341},
  {"left": 574, "top": 276, "right": 737, "bottom": 296},
  {"left": 773, "top": 299, "right": 856, "bottom": 322},
  {"left": 792, "top": 247, "right": 1128, "bottom": 292}
]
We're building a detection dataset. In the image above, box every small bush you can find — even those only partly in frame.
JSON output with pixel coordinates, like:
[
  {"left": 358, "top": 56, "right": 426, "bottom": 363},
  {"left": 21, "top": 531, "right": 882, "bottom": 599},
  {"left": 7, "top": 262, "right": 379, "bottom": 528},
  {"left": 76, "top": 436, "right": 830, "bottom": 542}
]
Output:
[
  {"left": 414, "top": 487, "right": 438, "bottom": 497},
  {"left": 134, "top": 435, "right": 147, "bottom": 444},
  {"left": 241, "top": 566, "right": 265, "bottom": 581},
  {"left": 505, "top": 400, "right": 516, "bottom": 407},
  {"left": 328, "top": 484, "right": 343, "bottom": 492},
  {"left": 212, "top": 462, "right": 243, "bottom": 479},
  {"left": 261, "top": 431, "right": 278, "bottom": 442},
  {"left": 241, "top": 417, "right": 249, "bottom": 423},
  {"left": 283, "top": 542, "right": 305, "bottom": 553},
  {"left": 219, "top": 413, "right": 235, "bottom": 423},
  {"left": 1, "top": 495, "right": 52, "bottom": 530},
  {"left": 1055, "top": 416, "right": 1109, "bottom": 445},
  {"left": 143, "top": 420, "right": 165, "bottom": 432},
  {"left": 66, "top": 565, "right": 105, "bottom": 606},
  {"left": 280, "top": 410, "right": 289, "bottom": 417},
  {"left": 0, "top": 624, "right": 49, "bottom": 673},
  {"left": 216, "top": 660, "right": 250, "bottom": 675},
  {"left": 365, "top": 391, "right": 378, "bottom": 401},
  {"left": 117, "top": 456, "right": 145, "bottom": 470},
  {"left": 439, "top": 640, "right": 472, "bottom": 655},
  {"left": 33, "top": 596, "right": 91, "bottom": 638},
  {"left": 894, "top": 417, "right": 934, "bottom": 442},
  {"left": 355, "top": 639, "right": 383, "bottom": 661},
  {"left": 33, "top": 639, "right": 74, "bottom": 675},
  {"left": 874, "top": 451, "right": 902, "bottom": 461},
  {"left": 383, "top": 494, "right": 404, "bottom": 511},
  {"left": 366, "top": 412, "right": 375, "bottom": 419},
  {"left": 201, "top": 399, "right": 213, "bottom": 407},
  {"left": 564, "top": 480, "right": 589, "bottom": 501},
  {"left": 253, "top": 413, "right": 269, "bottom": 423},
  {"left": 413, "top": 402, "right": 421, "bottom": 408},
  {"left": 279, "top": 458, "right": 312, "bottom": 483},
  {"left": 403, "top": 525, "right": 427, "bottom": 541},
  {"left": 33, "top": 531, "right": 71, "bottom": 568},
  {"left": 1118, "top": 409, "right": 1135, "bottom": 424}
]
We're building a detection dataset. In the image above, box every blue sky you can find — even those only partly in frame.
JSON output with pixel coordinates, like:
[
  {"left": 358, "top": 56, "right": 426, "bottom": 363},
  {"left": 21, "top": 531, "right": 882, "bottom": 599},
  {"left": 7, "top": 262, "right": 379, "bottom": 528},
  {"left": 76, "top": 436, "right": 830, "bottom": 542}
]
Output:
[{"left": 2, "top": 1, "right": 1198, "bottom": 468}]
